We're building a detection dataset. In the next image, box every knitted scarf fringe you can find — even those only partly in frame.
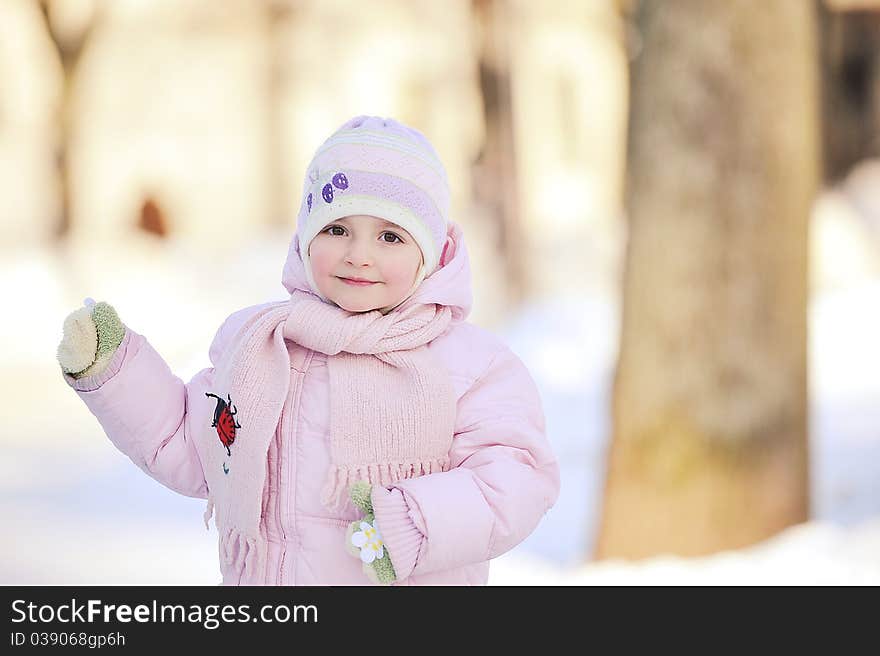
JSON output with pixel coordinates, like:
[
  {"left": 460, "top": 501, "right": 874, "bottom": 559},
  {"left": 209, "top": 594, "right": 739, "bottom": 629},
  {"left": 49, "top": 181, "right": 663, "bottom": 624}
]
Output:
[
  {"left": 320, "top": 457, "right": 451, "bottom": 509},
  {"left": 219, "top": 525, "right": 267, "bottom": 585}
]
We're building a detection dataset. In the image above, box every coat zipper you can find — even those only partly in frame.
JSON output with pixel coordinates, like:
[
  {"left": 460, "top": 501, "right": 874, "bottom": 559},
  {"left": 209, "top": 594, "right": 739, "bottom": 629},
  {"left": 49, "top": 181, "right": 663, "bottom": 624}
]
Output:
[
  {"left": 276, "top": 403, "right": 286, "bottom": 585},
  {"left": 277, "top": 350, "right": 310, "bottom": 586}
]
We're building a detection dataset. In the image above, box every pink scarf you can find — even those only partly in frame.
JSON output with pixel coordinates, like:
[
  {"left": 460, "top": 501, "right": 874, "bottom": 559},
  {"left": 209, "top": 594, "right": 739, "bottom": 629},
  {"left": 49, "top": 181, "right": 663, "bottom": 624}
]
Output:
[{"left": 211, "top": 287, "right": 457, "bottom": 514}]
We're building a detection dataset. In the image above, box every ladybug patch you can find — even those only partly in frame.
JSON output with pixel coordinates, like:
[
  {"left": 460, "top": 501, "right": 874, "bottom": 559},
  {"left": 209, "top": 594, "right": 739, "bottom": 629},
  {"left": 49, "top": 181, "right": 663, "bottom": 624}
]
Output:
[{"left": 205, "top": 392, "right": 241, "bottom": 457}]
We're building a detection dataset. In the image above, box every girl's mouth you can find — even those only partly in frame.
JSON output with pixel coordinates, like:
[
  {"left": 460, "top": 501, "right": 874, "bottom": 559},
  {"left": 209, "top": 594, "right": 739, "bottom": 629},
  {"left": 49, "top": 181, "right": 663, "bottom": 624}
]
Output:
[{"left": 338, "top": 277, "right": 378, "bottom": 286}]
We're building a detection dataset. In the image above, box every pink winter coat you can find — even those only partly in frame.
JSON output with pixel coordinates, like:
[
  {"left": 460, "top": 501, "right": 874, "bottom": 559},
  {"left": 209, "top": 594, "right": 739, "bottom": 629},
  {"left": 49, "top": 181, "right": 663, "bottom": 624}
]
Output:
[{"left": 62, "top": 228, "right": 560, "bottom": 585}]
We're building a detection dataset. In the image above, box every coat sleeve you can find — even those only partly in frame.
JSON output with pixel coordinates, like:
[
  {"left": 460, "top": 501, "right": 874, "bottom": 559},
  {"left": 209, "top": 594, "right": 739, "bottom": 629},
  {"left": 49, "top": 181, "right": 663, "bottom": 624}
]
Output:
[
  {"left": 372, "top": 344, "right": 560, "bottom": 579},
  {"left": 61, "top": 317, "right": 233, "bottom": 500}
]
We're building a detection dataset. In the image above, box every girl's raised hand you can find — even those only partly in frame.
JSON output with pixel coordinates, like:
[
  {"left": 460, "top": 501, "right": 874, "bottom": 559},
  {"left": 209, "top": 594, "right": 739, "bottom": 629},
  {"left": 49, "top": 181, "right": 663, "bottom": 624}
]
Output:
[{"left": 57, "top": 298, "right": 125, "bottom": 380}]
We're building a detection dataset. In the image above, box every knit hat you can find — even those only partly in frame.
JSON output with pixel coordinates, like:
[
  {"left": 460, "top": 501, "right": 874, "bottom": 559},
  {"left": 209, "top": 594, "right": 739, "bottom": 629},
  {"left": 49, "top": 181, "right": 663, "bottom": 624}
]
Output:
[{"left": 293, "top": 115, "right": 451, "bottom": 308}]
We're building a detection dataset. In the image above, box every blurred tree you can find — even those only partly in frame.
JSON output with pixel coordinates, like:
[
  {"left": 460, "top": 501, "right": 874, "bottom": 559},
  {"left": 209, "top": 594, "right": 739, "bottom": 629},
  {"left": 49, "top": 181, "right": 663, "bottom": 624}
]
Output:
[
  {"left": 472, "top": 0, "right": 526, "bottom": 304},
  {"left": 819, "top": 4, "right": 880, "bottom": 183},
  {"left": 596, "top": 0, "right": 819, "bottom": 559},
  {"left": 37, "top": 0, "right": 105, "bottom": 238},
  {"left": 266, "top": 0, "right": 293, "bottom": 228}
]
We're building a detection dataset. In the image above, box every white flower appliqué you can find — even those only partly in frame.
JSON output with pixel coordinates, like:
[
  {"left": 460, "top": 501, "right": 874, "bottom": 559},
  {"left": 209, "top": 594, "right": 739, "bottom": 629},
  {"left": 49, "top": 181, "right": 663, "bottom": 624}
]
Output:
[{"left": 350, "top": 520, "right": 385, "bottom": 564}]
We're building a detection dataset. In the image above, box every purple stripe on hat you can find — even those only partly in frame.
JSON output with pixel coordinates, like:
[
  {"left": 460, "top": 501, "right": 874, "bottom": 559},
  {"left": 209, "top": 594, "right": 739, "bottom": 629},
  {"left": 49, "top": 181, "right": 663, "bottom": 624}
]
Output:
[
  {"left": 312, "top": 169, "right": 447, "bottom": 248},
  {"left": 317, "top": 135, "right": 448, "bottom": 181},
  {"left": 313, "top": 142, "right": 450, "bottom": 214}
]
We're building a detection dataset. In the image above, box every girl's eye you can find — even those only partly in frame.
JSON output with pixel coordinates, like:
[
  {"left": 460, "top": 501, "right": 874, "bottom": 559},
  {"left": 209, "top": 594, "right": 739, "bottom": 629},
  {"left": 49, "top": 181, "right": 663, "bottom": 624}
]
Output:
[{"left": 322, "top": 226, "right": 401, "bottom": 242}]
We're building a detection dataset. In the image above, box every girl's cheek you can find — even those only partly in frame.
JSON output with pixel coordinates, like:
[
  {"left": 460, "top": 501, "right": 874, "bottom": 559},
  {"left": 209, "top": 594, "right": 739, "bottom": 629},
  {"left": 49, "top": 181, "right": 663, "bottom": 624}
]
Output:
[
  {"left": 309, "top": 242, "right": 336, "bottom": 275},
  {"left": 382, "top": 259, "right": 413, "bottom": 283}
]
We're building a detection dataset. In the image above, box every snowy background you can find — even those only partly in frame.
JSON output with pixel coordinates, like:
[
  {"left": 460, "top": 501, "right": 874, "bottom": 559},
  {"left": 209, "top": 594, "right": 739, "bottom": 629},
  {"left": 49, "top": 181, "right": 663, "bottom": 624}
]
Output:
[{"left": 1, "top": 175, "right": 879, "bottom": 586}]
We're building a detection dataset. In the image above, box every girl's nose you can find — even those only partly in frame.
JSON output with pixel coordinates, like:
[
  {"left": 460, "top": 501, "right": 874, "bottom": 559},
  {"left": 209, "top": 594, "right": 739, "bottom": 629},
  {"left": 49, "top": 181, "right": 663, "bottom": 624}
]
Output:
[{"left": 344, "top": 238, "right": 374, "bottom": 266}]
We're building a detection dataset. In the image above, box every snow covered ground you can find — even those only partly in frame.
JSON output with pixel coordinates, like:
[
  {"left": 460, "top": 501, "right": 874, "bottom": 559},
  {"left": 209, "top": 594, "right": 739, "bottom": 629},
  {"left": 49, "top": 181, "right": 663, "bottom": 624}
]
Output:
[{"left": 1, "top": 201, "right": 878, "bottom": 586}]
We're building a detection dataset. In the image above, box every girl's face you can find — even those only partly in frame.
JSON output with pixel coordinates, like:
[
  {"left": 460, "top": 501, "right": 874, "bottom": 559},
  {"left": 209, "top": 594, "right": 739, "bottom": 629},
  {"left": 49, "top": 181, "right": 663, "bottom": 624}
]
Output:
[{"left": 308, "top": 214, "right": 424, "bottom": 313}]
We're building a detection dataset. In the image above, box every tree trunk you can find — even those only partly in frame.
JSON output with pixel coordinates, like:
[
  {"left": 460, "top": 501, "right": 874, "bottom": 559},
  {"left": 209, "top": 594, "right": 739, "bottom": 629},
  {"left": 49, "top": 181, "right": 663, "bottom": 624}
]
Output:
[
  {"left": 38, "top": 0, "right": 103, "bottom": 239},
  {"left": 595, "top": 0, "right": 819, "bottom": 560},
  {"left": 472, "top": 0, "right": 526, "bottom": 304},
  {"left": 817, "top": 5, "right": 880, "bottom": 184}
]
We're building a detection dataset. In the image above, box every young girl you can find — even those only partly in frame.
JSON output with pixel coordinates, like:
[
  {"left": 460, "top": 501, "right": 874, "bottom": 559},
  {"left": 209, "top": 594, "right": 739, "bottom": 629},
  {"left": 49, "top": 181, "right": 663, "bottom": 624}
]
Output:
[{"left": 56, "top": 115, "right": 560, "bottom": 585}]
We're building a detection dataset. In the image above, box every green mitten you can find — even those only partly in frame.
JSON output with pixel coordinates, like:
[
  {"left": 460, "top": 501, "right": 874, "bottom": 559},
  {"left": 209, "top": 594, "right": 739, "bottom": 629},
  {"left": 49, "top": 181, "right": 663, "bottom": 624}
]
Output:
[
  {"left": 57, "top": 299, "right": 125, "bottom": 379},
  {"left": 91, "top": 301, "right": 125, "bottom": 360},
  {"left": 345, "top": 480, "right": 397, "bottom": 585}
]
